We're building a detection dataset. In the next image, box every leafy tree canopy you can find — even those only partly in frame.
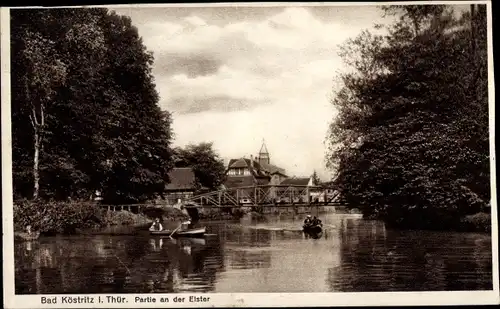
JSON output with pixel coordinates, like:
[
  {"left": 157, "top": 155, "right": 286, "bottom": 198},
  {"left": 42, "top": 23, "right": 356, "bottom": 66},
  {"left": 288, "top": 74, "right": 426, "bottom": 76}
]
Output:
[
  {"left": 11, "top": 8, "right": 174, "bottom": 204},
  {"left": 326, "top": 5, "right": 489, "bottom": 229},
  {"left": 173, "top": 142, "right": 227, "bottom": 192}
]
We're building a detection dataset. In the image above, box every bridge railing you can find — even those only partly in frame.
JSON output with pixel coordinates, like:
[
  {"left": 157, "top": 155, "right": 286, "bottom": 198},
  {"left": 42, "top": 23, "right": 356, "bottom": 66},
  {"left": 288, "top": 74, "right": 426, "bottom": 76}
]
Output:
[{"left": 183, "top": 184, "right": 342, "bottom": 207}]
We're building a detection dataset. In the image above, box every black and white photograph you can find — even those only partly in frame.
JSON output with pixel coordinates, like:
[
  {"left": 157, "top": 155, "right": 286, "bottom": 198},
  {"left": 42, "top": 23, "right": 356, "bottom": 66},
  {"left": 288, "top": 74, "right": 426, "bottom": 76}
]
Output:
[{"left": 1, "top": 1, "right": 498, "bottom": 308}]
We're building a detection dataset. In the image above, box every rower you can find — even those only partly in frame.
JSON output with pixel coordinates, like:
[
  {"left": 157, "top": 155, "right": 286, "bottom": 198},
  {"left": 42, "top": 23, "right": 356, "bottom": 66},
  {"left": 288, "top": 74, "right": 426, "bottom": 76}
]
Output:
[
  {"left": 304, "top": 215, "right": 312, "bottom": 225},
  {"left": 150, "top": 218, "right": 163, "bottom": 231},
  {"left": 312, "top": 216, "right": 323, "bottom": 227},
  {"left": 180, "top": 218, "right": 192, "bottom": 231}
]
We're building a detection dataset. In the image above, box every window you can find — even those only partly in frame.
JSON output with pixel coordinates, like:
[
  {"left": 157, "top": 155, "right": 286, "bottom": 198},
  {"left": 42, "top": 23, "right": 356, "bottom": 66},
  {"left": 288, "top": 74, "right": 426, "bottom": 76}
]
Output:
[{"left": 229, "top": 168, "right": 248, "bottom": 175}]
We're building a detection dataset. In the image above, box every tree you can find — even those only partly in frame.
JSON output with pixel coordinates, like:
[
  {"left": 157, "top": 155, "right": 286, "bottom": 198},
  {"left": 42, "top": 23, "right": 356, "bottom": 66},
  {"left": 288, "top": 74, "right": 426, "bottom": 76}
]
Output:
[
  {"left": 11, "top": 8, "right": 174, "bottom": 203},
  {"left": 326, "top": 5, "right": 489, "bottom": 229},
  {"left": 11, "top": 11, "right": 69, "bottom": 199},
  {"left": 173, "top": 143, "right": 226, "bottom": 192}
]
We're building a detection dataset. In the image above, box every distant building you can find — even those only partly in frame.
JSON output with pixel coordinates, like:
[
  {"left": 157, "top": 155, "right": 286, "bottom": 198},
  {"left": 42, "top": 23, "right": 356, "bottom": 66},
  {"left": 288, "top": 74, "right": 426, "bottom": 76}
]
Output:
[
  {"left": 278, "top": 176, "right": 315, "bottom": 203},
  {"left": 163, "top": 167, "right": 197, "bottom": 205},
  {"left": 224, "top": 140, "right": 288, "bottom": 189},
  {"left": 224, "top": 141, "right": 288, "bottom": 203}
]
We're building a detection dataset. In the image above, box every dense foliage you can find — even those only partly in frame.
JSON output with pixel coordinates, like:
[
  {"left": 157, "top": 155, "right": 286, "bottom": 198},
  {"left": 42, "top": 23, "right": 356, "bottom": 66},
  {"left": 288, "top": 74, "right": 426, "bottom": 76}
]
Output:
[
  {"left": 13, "top": 200, "right": 159, "bottom": 234},
  {"left": 326, "top": 5, "right": 490, "bottom": 229},
  {"left": 11, "top": 8, "right": 174, "bottom": 204},
  {"left": 173, "top": 142, "right": 227, "bottom": 192},
  {"left": 14, "top": 199, "right": 102, "bottom": 234}
]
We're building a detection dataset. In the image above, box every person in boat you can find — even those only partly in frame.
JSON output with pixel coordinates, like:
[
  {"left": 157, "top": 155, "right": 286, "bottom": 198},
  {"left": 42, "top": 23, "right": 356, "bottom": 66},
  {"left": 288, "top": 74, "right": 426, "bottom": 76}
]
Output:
[
  {"left": 312, "top": 216, "right": 323, "bottom": 227},
  {"left": 180, "top": 218, "right": 192, "bottom": 231},
  {"left": 304, "top": 215, "right": 313, "bottom": 226},
  {"left": 150, "top": 218, "right": 163, "bottom": 231}
]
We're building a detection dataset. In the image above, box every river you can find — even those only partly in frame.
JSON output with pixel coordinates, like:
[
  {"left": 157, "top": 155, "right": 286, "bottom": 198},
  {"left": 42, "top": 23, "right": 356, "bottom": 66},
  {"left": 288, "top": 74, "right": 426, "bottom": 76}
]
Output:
[{"left": 14, "top": 213, "right": 493, "bottom": 294}]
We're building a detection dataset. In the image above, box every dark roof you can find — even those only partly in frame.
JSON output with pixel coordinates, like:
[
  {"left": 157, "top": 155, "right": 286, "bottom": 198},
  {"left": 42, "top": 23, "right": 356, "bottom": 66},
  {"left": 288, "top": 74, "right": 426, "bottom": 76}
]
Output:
[
  {"left": 165, "top": 168, "right": 196, "bottom": 191},
  {"left": 227, "top": 157, "right": 286, "bottom": 176},
  {"left": 229, "top": 158, "right": 249, "bottom": 168},
  {"left": 260, "top": 162, "right": 287, "bottom": 176},
  {"left": 224, "top": 176, "right": 256, "bottom": 188},
  {"left": 227, "top": 158, "right": 269, "bottom": 178},
  {"left": 280, "top": 177, "right": 311, "bottom": 186}
]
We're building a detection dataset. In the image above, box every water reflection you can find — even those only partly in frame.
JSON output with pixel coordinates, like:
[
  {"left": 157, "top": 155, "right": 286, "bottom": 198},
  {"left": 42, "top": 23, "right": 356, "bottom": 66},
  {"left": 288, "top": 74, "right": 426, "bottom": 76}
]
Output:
[
  {"left": 328, "top": 218, "right": 493, "bottom": 291},
  {"left": 15, "top": 214, "right": 493, "bottom": 293},
  {"left": 15, "top": 235, "right": 225, "bottom": 294}
]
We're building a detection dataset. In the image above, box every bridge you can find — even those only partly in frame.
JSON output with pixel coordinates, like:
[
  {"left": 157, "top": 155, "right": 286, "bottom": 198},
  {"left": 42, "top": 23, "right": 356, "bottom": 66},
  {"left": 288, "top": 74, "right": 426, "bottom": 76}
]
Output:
[{"left": 182, "top": 184, "right": 343, "bottom": 208}]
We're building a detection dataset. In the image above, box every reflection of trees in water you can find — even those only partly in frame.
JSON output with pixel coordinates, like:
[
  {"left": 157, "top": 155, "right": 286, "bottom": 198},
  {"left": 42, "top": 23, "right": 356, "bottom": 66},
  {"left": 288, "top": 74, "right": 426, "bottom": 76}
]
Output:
[
  {"left": 15, "top": 235, "right": 226, "bottom": 294},
  {"left": 327, "top": 219, "right": 493, "bottom": 292},
  {"left": 125, "top": 236, "right": 225, "bottom": 293},
  {"left": 15, "top": 237, "right": 117, "bottom": 294}
]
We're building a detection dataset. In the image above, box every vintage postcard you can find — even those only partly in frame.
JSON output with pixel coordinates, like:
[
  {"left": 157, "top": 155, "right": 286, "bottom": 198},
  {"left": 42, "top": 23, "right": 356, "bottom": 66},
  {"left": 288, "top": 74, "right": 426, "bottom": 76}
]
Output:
[{"left": 2, "top": 1, "right": 499, "bottom": 308}]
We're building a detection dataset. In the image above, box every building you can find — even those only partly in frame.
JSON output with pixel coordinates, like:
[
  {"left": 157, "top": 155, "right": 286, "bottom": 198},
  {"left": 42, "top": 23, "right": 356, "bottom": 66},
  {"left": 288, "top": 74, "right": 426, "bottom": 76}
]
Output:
[
  {"left": 224, "top": 141, "right": 288, "bottom": 203},
  {"left": 278, "top": 176, "right": 315, "bottom": 203},
  {"left": 163, "top": 167, "right": 197, "bottom": 205},
  {"left": 225, "top": 140, "right": 288, "bottom": 189}
]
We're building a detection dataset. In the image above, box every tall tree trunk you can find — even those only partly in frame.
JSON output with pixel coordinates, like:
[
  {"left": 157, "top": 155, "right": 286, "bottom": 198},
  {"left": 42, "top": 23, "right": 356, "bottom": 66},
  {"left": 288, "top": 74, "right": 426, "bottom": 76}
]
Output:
[
  {"left": 33, "top": 124, "right": 40, "bottom": 199},
  {"left": 29, "top": 100, "right": 45, "bottom": 200},
  {"left": 25, "top": 76, "right": 43, "bottom": 200}
]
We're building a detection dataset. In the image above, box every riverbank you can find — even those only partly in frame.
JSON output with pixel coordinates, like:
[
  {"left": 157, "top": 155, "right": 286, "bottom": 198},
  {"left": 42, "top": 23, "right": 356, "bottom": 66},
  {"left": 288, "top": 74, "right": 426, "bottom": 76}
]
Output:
[{"left": 13, "top": 200, "right": 189, "bottom": 235}]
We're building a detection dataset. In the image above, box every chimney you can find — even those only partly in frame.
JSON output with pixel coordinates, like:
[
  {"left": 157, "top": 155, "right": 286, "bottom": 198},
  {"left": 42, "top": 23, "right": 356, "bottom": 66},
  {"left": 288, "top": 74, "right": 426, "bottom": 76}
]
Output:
[{"left": 250, "top": 155, "right": 254, "bottom": 167}]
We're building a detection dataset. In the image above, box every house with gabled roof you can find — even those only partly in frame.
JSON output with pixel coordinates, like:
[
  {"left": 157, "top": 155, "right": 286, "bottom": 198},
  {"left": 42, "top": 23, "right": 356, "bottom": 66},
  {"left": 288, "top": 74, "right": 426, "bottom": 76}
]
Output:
[{"left": 224, "top": 140, "right": 288, "bottom": 190}]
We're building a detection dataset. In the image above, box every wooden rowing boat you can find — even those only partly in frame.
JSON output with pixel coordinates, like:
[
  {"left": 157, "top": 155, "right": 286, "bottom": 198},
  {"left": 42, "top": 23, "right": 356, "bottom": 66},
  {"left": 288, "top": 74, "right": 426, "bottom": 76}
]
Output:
[
  {"left": 303, "top": 224, "right": 323, "bottom": 235},
  {"left": 14, "top": 231, "right": 40, "bottom": 241},
  {"left": 150, "top": 226, "right": 206, "bottom": 238}
]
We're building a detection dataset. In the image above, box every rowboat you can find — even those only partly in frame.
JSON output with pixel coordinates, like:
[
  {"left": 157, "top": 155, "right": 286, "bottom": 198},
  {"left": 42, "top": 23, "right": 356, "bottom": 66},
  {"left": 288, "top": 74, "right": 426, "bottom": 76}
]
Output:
[
  {"left": 14, "top": 231, "right": 40, "bottom": 241},
  {"left": 303, "top": 224, "right": 322, "bottom": 233},
  {"left": 303, "top": 224, "right": 323, "bottom": 237},
  {"left": 150, "top": 227, "right": 206, "bottom": 238}
]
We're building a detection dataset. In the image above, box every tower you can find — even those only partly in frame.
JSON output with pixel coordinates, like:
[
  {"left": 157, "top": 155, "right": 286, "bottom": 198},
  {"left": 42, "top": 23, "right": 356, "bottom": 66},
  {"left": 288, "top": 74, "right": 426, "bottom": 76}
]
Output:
[{"left": 258, "top": 139, "right": 270, "bottom": 165}]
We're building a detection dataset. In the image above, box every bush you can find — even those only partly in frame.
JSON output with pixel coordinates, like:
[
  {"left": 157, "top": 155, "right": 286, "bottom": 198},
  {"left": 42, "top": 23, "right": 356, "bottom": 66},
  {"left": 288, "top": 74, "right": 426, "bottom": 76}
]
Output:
[
  {"left": 141, "top": 205, "right": 190, "bottom": 221},
  {"left": 460, "top": 212, "right": 491, "bottom": 233},
  {"left": 100, "top": 210, "right": 151, "bottom": 226},
  {"left": 14, "top": 199, "right": 103, "bottom": 234}
]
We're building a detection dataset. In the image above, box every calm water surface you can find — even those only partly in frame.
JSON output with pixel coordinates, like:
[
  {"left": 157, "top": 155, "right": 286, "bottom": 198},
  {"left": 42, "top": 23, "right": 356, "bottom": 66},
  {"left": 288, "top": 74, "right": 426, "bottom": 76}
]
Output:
[{"left": 15, "top": 213, "right": 493, "bottom": 293}]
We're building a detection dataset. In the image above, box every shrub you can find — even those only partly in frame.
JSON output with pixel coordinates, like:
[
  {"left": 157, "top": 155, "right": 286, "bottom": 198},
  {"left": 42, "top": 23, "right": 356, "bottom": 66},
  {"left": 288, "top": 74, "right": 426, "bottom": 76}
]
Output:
[
  {"left": 101, "top": 210, "right": 151, "bottom": 226},
  {"left": 460, "top": 212, "right": 491, "bottom": 233},
  {"left": 13, "top": 199, "right": 103, "bottom": 234}
]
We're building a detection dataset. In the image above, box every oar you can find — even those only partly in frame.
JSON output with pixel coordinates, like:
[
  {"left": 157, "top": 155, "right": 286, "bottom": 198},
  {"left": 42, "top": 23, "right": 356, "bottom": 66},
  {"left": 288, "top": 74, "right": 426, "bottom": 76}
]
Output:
[{"left": 169, "top": 224, "right": 182, "bottom": 239}]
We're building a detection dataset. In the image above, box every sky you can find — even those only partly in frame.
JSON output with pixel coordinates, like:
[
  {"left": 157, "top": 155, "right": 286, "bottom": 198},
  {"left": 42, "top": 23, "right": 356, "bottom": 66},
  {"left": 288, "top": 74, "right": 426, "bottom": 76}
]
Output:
[{"left": 112, "top": 4, "right": 392, "bottom": 180}]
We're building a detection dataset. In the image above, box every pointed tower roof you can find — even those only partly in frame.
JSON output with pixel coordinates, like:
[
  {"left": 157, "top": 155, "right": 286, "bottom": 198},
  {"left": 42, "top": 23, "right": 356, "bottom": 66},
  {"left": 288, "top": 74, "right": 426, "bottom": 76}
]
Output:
[{"left": 259, "top": 139, "right": 269, "bottom": 155}]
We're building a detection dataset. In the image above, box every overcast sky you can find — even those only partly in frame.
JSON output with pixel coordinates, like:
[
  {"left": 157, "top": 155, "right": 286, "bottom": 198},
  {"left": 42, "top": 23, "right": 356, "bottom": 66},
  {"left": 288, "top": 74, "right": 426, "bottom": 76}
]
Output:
[{"left": 112, "top": 5, "right": 392, "bottom": 180}]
